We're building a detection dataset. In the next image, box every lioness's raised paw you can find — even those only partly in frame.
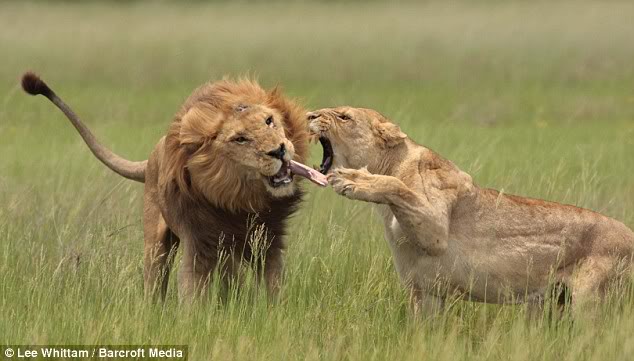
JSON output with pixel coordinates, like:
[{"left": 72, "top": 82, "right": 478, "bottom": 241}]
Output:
[
  {"left": 328, "top": 167, "right": 383, "bottom": 203},
  {"left": 328, "top": 169, "right": 358, "bottom": 198}
]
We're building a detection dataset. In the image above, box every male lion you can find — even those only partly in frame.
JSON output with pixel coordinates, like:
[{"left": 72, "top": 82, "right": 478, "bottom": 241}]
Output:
[
  {"left": 22, "top": 72, "right": 314, "bottom": 301},
  {"left": 308, "top": 106, "right": 634, "bottom": 315}
]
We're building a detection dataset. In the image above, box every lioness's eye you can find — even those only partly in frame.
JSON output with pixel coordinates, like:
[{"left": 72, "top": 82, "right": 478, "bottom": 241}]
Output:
[
  {"left": 265, "top": 116, "right": 273, "bottom": 126},
  {"left": 233, "top": 136, "right": 250, "bottom": 144},
  {"left": 338, "top": 114, "right": 351, "bottom": 121}
]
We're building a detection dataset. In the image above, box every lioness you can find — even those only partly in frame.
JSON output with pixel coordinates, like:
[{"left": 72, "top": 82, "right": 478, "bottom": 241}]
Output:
[
  {"left": 308, "top": 106, "right": 634, "bottom": 314},
  {"left": 22, "top": 72, "right": 323, "bottom": 301}
]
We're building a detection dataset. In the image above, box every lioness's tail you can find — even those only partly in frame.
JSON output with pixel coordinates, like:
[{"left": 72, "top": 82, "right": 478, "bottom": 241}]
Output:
[{"left": 21, "top": 72, "right": 146, "bottom": 183}]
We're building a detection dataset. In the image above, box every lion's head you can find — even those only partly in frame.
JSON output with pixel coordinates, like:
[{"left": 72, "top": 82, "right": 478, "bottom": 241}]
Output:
[
  {"left": 165, "top": 79, "right": 308, "bottom": 212},
  {"left": 307, "top": 106, "right": 406, "bottom": 173}
]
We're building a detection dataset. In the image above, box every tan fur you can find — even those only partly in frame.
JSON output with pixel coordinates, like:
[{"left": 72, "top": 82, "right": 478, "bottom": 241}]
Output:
[
  {"left": 24, "top": 73, "right": 308, "bottom": 302},
  {"left": 162, "top": 80, "right": 308, "bottom": 212},
  {"left": 149, "top": 80, "right": 308, "bottom": 300},
  {"left": 308, "top": 106, "right": 634, "bottom": 315}
]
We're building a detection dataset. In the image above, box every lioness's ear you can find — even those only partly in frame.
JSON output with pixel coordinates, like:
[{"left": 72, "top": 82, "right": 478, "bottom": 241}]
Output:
[
  {"left": 179, "top": 107, "right": 222, "bottom": 150},
  {"left": 373, "top": 121, "right": 407, "bottom": 147}
]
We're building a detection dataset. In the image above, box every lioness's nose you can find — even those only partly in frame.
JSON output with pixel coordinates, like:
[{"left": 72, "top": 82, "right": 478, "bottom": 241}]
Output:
[
  {"left": 307, "top": 112, "right": 321, "bottom": 121},
  {"left": 266, "top": 143, "right": 286, "bottom": 160}
]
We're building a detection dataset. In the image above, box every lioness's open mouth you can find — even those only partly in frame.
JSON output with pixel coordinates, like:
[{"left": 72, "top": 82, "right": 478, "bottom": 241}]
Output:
[{"left": 318, "top": 136, "right": 333, "bottom": 174}]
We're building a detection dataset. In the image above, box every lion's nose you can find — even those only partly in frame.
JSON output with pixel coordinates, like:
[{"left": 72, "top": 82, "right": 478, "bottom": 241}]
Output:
[
  {"left": 266, "top": 143, "right": 286, "bottom": 160},
  {"left": 307, "top": 112, "right": 321, "bottom": 121}
]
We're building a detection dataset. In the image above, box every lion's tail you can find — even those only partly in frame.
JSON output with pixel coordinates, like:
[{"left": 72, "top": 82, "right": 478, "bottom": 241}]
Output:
[{"left": 21, "top": 72, "right": 146, "bottom": 183}]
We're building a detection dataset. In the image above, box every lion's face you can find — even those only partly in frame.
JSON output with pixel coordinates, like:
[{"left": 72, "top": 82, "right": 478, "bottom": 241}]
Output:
[
  {"left": 182, "top": 104, "right": 298, "bottom": 200},
  {"left": 212, "top": 105, "right": 296, "bottom": 195},
  {"left": 166, "top": 79, "right": 309, "bottom": 211},
  {"left": 307, "top": 106, "right": 406, "bottom": 173}
]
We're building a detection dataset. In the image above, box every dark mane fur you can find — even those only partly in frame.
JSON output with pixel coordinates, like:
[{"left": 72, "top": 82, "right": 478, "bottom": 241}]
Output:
[{"left": 169, "top": 184, "right": 304, "bottom": 266}]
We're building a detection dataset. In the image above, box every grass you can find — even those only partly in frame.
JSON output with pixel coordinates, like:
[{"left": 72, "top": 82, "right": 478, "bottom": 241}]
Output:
[{"left": 1, "top": 1, "right": 633, "bottom": 360}]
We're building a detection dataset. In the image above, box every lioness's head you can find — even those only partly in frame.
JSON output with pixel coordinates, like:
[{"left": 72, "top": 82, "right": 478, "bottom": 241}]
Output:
[
  {"left": 166, "top": 79, "right": 308, "bottom": 212},
  {"left": 307, "top": 107, "right": 406, "bottom": 173}
]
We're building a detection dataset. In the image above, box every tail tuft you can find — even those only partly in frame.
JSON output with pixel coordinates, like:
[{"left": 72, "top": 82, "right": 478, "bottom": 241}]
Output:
[{"left": 21, "top": 72, "right": 52, "bottom": 97}]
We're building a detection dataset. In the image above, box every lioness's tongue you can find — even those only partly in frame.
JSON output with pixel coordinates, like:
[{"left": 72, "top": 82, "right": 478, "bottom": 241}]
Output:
[{"left": 290, "top": 160, "right": 328, "bottom": 187}]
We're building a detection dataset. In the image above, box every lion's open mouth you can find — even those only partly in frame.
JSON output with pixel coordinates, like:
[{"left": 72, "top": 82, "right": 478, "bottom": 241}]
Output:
[
  {"left": 267, "top": 159, "right": 329, "bottom": 189},
  {"left": 318, "top": 136, "right": 333, "bottom": 174},
  {"left": 268, "top": 161, "right": 293, "bottom": 188}
]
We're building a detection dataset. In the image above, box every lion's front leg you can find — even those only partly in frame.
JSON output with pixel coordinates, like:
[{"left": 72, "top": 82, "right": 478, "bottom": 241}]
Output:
[
  {"left": 262, "top": 248, "right": 284, "bottom": 301},
  {"left": 178, "top": 237, "right": 217, "bottom": 303}
]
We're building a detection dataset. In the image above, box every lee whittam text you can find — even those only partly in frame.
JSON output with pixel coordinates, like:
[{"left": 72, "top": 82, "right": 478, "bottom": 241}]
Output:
[{"left": 1, "top": 345, "right": 187, "bottom": 359}]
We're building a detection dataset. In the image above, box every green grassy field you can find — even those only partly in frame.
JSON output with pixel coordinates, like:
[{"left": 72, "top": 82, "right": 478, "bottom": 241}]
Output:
[{"left": 1, "top": 1, "right": 634, "bottom": 360}]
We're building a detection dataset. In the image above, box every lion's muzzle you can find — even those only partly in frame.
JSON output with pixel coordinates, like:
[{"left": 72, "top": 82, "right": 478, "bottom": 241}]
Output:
[
  {"left": 269, "top": 160, "right": 293, "bottom": 188},
  {"left": 266, "top": 143, "right": 287, "bottom": 160}
]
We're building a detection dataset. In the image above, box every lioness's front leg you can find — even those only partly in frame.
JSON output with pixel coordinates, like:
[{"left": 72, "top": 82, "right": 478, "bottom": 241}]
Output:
[
  {"left": 330, "top": 167, "right": 451, "bottom": 256},
  {"left": 329, "top": 167, "right": 400, "bottom": 203}
]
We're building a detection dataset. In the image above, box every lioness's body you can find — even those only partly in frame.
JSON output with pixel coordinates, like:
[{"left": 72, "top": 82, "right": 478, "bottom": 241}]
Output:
[
  {"left": 309, "top": 106, "right": 634, "bottom": 313},
  {"left": 376, "top": 141, "right": 632, "bottom": 305},
  {"left": 23, "top": 73, "right": 308, "bottom": 301}
]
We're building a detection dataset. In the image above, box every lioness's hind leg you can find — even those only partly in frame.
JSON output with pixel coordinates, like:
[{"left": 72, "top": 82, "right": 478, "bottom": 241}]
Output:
[
  {"left": 568, "top": 257, "right": 614, "bottom": 316},
  {"left": 526, "top": 282, "right": 571, "bottom": 321},
  {"left": 144, "top": 216, "right": 179, "bottom": 300}
]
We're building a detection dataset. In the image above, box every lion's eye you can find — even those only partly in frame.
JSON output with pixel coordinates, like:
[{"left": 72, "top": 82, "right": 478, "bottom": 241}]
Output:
[
  {"left": 338, "top": 114, "right": 351, "bottom": 121},
  {"left": 233, "top": 136, "right": 250, "bottom": 144},
  {"left": 265, "top": 116, "right": 274, "bottom": 126}
]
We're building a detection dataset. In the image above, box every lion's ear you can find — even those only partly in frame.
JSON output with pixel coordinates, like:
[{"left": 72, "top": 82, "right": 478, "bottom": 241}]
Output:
[
  {"left": 179, "top": 107, "right": 221, "bottom": 150},
  {"left": 373, "top": 121, "right": 407, "bottom": 147}
]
